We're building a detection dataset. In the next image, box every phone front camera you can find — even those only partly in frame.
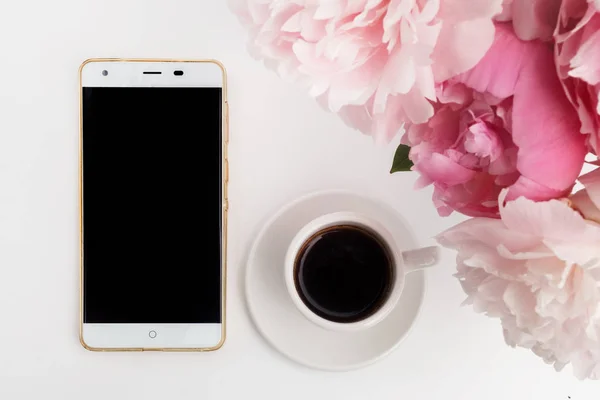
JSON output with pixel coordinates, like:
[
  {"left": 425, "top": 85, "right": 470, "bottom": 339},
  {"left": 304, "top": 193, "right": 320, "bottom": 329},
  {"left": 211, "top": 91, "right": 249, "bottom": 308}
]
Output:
[
  {"left": 102, "top": 70, "right": 108, "bottom": 76},
  {"left": 174, "top": 70, "right": 184, "bottom": 76}
]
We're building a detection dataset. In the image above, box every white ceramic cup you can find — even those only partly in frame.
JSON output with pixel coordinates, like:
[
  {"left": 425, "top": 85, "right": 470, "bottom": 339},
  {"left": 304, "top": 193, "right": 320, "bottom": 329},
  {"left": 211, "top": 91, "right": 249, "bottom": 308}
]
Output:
[{"left": 284, "top": 212, "right": 439, "bottom": 332}]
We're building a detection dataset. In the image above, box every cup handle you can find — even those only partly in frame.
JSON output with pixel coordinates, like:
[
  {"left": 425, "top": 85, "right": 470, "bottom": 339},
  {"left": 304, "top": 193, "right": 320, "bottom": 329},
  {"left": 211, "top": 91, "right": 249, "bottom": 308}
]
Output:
[{"left": 401, "top": 246, "right": 440, "bottom": 272}]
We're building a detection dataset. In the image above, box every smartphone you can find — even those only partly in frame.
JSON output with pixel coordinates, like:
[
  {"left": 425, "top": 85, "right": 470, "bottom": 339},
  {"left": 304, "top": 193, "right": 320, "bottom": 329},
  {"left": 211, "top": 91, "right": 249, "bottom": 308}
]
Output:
[{"left": 79, "top": 59, "right": 227, "bottom": 351}]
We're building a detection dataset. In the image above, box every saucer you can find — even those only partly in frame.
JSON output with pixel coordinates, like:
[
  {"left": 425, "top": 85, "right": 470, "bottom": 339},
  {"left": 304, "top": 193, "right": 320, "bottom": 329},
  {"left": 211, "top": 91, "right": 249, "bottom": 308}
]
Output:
[{"left": 244, "top": 190, "right": 426, "bottom": 371}]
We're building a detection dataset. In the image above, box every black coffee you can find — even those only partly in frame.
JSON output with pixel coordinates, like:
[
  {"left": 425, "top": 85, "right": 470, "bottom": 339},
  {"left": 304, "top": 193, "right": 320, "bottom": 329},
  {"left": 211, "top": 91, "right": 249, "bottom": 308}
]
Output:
[{"left": 293, "top": 225, "right": 393, "bottom": 323}]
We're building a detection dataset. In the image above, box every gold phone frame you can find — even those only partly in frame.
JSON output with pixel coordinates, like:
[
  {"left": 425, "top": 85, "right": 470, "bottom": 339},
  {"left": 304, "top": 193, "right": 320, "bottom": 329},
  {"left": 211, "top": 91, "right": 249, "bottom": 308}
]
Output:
[{"left": 78, "top": 58, "right": 228, "bottom": 352}]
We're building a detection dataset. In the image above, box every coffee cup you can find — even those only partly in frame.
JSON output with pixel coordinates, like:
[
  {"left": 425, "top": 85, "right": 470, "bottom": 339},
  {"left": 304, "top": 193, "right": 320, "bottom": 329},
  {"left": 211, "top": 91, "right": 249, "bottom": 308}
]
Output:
[{"left": 284, "top": 212, "right": 439, "bottom": 332}]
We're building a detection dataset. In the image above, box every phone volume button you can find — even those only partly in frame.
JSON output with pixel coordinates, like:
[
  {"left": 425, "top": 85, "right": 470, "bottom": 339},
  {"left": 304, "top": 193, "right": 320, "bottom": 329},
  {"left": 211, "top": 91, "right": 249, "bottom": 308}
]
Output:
[
  {"left": 223, "top": 158, "right": 229, "bottom": 210},
  {"left": 224, "top": 103, "right": 230, "bottom": 143}
]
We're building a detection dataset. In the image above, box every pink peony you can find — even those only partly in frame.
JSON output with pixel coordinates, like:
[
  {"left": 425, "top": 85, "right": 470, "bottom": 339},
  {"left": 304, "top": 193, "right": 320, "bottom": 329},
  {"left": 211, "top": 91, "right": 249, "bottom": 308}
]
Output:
[
  {"left": 496, "top": 0, "right": 562, "bottom": 41},
  {"left": 555, "top": 0, "right": 600, "bottom": 154},
  {"left": 230, "top": 0, "right": 504, "bottom": 141},
  {"left": 438, "top": 176, "right": 600, "bottom": 379},
  {"left": 403, "top": 23, "right": 587, "bottom": 217}
]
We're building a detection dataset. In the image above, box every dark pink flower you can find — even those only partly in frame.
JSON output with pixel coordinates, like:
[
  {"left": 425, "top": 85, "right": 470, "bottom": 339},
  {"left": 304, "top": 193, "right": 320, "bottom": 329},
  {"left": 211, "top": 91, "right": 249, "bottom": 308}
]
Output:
[{"left": 404, "top": 24, "right": 587, "bottom": 217}]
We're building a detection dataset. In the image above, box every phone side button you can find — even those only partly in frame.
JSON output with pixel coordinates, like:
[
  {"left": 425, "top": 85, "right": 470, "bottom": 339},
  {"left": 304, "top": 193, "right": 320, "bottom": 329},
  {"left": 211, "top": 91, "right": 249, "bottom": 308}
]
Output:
[
  {"left": 224, "top": 103, "right": 229, "bottom": 143},
  {"left": 224, "top": 159, "right": 229, "bottom": 182},
  {"left": 223, "top": 199, "right": 229, "bottom": 211}
]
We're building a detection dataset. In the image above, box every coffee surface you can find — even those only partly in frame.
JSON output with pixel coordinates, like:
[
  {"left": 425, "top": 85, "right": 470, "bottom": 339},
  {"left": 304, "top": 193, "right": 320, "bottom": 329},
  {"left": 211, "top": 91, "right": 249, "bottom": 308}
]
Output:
[{"left": 293, "top": 225, "right": 393, "bottom": 323}]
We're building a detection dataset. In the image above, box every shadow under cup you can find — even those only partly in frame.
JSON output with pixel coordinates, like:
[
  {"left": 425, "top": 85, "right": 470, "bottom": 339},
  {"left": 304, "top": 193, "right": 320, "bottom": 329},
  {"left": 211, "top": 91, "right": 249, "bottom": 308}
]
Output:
[{"left": 292, "top": 224, "right": 395, "bottom": 324}]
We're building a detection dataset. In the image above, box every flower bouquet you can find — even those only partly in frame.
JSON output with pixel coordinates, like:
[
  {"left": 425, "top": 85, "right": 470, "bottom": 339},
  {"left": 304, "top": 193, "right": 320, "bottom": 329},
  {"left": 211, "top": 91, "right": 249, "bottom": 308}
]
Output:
[{"left": 230, "top": 0, "right": 600, "bottom": 379}]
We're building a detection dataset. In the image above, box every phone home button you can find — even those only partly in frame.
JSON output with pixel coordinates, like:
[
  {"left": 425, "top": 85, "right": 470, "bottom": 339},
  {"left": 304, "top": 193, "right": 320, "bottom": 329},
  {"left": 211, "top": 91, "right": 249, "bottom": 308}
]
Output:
[{"left": 149, "top": 330, "right": 157, "bottom": 339}]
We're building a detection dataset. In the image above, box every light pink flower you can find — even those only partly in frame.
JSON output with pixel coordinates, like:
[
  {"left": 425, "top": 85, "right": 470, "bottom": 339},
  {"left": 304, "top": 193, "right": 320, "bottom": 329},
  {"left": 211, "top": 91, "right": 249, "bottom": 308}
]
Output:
[
  {"left": 496, "top": 0, "right": 562, "bottom": 41},
  {"left": 230, "top": 0, "right": 504, "bottom": 141},
  {"left": 404, "top": 23, "right": 587, "bottom": 217},
  {"left": 438, "top": 178, "right": 600, "bottom": 380},
  {"left": 555, "top": 0, "right": 600, "bottom": 154}
]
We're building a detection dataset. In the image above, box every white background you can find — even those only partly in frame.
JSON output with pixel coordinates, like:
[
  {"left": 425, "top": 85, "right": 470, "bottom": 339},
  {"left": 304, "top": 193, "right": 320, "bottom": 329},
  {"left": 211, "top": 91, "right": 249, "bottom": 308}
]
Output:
[{"left": 0, "top": 0, "right": 597, "bottom": 398}]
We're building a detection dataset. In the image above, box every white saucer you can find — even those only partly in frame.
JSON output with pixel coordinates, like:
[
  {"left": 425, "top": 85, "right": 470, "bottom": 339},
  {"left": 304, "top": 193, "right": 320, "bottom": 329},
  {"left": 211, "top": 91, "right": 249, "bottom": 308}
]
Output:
[{"left": 245, "top": 190, "right": 426, "bottom": 371}]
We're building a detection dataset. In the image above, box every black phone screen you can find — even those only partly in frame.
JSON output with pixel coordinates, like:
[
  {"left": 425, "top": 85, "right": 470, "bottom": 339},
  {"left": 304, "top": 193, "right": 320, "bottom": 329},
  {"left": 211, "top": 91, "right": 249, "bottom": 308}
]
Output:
[{"left": 82, "top": 87, "right": 222, "bottom": 324}]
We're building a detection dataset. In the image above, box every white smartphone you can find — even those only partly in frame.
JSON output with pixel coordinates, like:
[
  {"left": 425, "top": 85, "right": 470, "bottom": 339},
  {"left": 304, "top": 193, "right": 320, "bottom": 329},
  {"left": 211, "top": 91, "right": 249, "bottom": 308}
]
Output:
[{"left": 79, "top": 59, "right": 227, "bottom": 351}]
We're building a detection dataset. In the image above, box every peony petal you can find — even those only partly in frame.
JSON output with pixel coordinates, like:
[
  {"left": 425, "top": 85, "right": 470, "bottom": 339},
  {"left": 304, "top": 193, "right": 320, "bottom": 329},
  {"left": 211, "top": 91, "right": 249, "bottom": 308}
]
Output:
[
  {"left": 374, "top": 45, "right": 416, "bottom": 112},
  {"left": 414, "top": 174, "right": 433, "bottom": 189},
  {"left": 281, "top": 11, "right": 302, "bottom": 32},
  {"left": 438, "top": 0, "right": 504, "bottom": 22},
  {"left": 418, "top": 0, "right": 441, "bottom": 22},
  {"left": 438, "top": 213, "right": 538, "bottom": 252},
  {"left": 501, "top": 193, "right": 600, "bottom": 268},
  {"left": 455, "top": 23, "right": 528, "bottom": 99},
  {"left": 382, "top": 0, "right": 416, "bottom": 45},
  {"left": 336, "top": 94, "right": 407, "bottom": 142},
  {"left": 478, "top": 278, "right": 510, "bottom": 302},
  {"left": 511, "top": 0, "right": 562, "bottom": 41},
  {"left": 570, "top": 190, "right": 600, "bottom": 223},
  {"left": 464, "top": 121, "right": 503, "bottom": 160},
  {"left": 308, "top": 79, "right": 330, "bottom": 97},
  {"left": 436, "top": 81, "right": 473, "bottom": 105},
  {"left": 500, "top": 189, "right": 589, "bottom": 240},
  {"left": 411, "top": 106, "right": 460, "bottom": 149},
  {"left": 433, "top": 199, "right": 455, "bottom": 216},
  {"left": 488, "top": 147, "right": 518, "bottom": 176},
  {"left": 299, "top": 14, "right": 328, "bottom": 41},
  {"left": 398, "top": 86, "right": 435, "bottom": 125},
  {"left": 503, "top": 282, "right": 536, "bottom": 323},
  {"left": 414, "top": 153, "right": 476, "bottom": 185},
  {"left": 336, "top": 103, "right": 374, "bottom": 136},
  {"left": 569, "top": 22, "right": 600, "bottom": 85},
  {"left": 497, "top": 244, "right": 553, "bottom": 260},
  {"left": 525, "top": 257, "right": 569, "bottom": 284},
  {"left": 432, "top": 18, "right": 497, "bottom": 82},
  {"left": 496, "top": 0, "right": 514, "bottom": 21},
  {"left": 313, "top": 1, "right": 346, "bottom": 20},
  {"left": 578, "top": 167, "right": 600, "bottom": 210},
  {"left": 507, "top": 176, "right": 568, "bottom": 202},
  {"left": 547, "top": 238, "right": 600, "bottom": 271},
  {"left": 325, "top": 51, "right": 387, "bottom": 111},
  {"left": 432, "top": 173, "right": 503, "bottom": 218},
  {"left": 417, "top": 66, "right": 437, "bottom": 101},
  {"left": 372, "top": 94, "right": 409, "bottom": 142},
  {"left": 510, "top": 34, "right": 586, "bottom": 194}
]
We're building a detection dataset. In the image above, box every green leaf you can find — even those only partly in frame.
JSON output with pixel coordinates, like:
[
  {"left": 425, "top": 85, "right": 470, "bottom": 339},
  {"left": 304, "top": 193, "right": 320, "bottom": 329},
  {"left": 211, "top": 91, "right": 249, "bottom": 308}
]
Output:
[{"left": 390, "top": 144, "right": 414, "bottom": 173}]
